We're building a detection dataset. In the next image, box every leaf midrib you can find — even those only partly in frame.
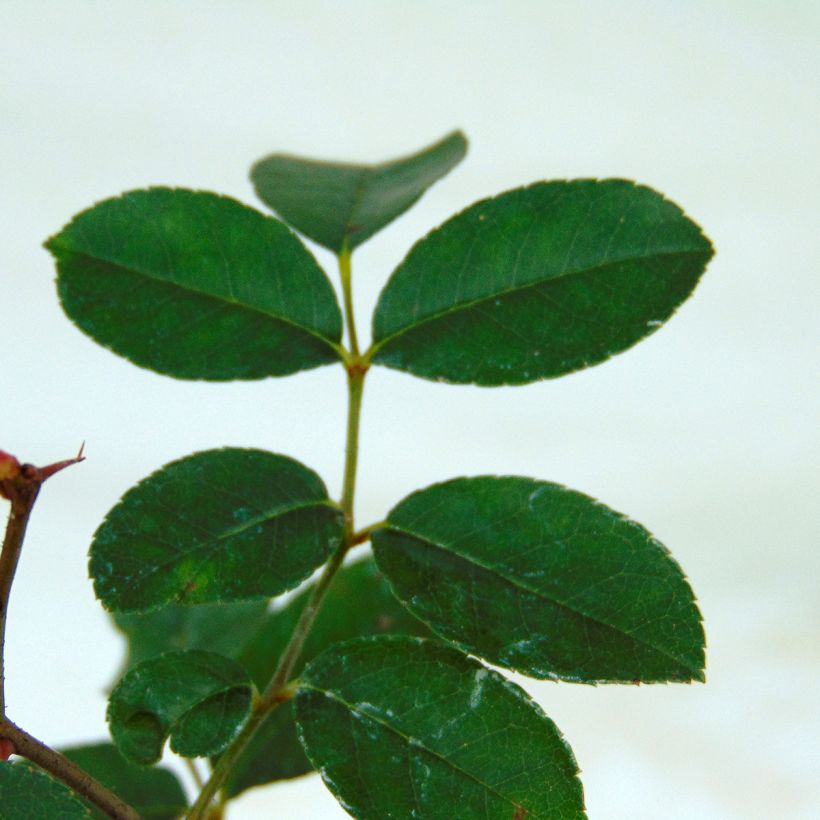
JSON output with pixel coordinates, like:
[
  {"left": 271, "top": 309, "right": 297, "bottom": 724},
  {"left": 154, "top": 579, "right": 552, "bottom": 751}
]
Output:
[
  {"left": 299, "top": 684, "right": 564, "bottom": 819},
  {"left": 339, "top": 167, "right": 376, "bottom": 248},
  {"left": 343, "top": 151, "right": 447, "bottom": 244},
  {"left": 53, "top": 243, "right": 344, "bottom": 356},
  {"left": 371, "top": 248, "right": 707, "bottom": 355},
  {"left": 258, "top": 156, "right": 414, "bottom": 251},
  {"left": 383, "top": 524, "right": 700, "bottom": 674},
  {"left": 345, "top": 133, "right": 465, "bottom": 244}
]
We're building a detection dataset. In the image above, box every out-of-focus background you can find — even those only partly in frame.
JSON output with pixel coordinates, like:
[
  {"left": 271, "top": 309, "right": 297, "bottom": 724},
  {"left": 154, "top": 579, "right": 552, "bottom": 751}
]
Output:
[{"left": 1, "top": 2, "right": 818, "bottom": 817}]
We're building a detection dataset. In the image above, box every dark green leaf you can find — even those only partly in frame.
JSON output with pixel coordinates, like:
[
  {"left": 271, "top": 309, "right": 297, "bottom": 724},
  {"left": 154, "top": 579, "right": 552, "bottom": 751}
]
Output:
[
  {"left": 46, "top": 188, "right": 343, "bottom": 380},
  {"left": 90, "top": 448, "right": 344, "bottom": 612},
  {"left": 222, "top": 555, "right": 428, "bottom": 798},
  {"left": 219, "top": 706, "right": 307, "bottom": 799},
  {"left": 372, "top": 477, "right": 705, "bottom": 683},
  {"left": 251, "top": 131, "right": 467, "bottom": 253},
  {"left": 108, "top": 650, "right": 252, "bottom": 765},
  {"left": 0, "top": 763, "right": 90, "bottom": 818},
  {"left": 113, "top": 599, "right": 269, "bottom": 674},
  {"left": 294, "top": 636, "right": 585, "bottom": 820},
  {"left": 371, "top": 180, "right": 713, "bottom": 385},
  {"left": 60, "top": 743, "right": 187, "bottom": 820}
]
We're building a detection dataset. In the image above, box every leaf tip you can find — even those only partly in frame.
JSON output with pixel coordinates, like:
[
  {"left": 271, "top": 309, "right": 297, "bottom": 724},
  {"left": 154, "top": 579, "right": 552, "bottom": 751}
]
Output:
[
  {"left": 690, "top": 661, "right": 707, "bottom": 684},
  {"left": 447, "top": 128, "right": 469, "bottom": 153}
]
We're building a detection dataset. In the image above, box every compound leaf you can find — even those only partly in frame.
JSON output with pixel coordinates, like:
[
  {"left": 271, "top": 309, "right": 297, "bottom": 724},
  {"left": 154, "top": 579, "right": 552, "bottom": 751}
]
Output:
[
  {"left": 294, "top": 636, "right": 585, "bottom": 819},
  {"left": 60, "top": 743, "right": 187, "bottom": 820},
  {"left": 251, "top": 131, "right": 467, "bottom": 253},
  {"left": 46, "top": 188, "right": 343, "bottom": 380},
  {"left": 372, "top": 477, "right": 705, "bottom": 683},
  {"left": 108, "top": 650, "right": 252, "bottom": 765},
  {"left": 371, "top": 180, "right": 713, "bottom": 385},
  {"left": 0, "top": 763, "right": 91, "bottom": 818},
  {"left": 90, "top": 448, "right": 343, "bottom": 612},
  {"left": 221, "top": 555, "right": 428, "bottom": 798}
]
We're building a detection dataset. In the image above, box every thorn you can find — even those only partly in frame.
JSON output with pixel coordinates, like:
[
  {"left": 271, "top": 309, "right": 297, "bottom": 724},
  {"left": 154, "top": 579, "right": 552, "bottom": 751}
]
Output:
[
  {"left": 37, "top": 446, "right": 87, "bottom": 482},
  {"left": 1, "top": 446, "right": 86, "bottom": 500},
  {"left": 39, "top": 452, "right": 85, "bottom": 481}
]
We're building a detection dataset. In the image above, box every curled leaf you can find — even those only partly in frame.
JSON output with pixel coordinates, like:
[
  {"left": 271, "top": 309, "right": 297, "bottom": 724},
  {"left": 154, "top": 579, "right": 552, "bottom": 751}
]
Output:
[{"left": 107, "top": 650, "right": 253, "bottom": 765}]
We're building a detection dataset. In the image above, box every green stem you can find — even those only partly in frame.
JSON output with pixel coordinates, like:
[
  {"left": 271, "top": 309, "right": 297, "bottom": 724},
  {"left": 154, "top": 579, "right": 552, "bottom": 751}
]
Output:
[
  {"left": 187, "top": 254, "right": 368, "bottom": 820},
  {"left": 184, "top": 756, "right": 206, "bottom": 790},
  {"left": 340, "top": 371, "right": 364, "bottom": 537}
]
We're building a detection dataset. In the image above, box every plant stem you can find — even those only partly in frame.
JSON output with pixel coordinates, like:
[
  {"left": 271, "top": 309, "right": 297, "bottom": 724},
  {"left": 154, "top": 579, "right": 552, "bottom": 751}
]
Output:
[
  {"left": 351, "top": 520, "right": 386, "bottom": 546},
  {"left": 0, "top": 489, "right": 38, "bottom": 714},
  {"left": 0, "top": 451, "right": 137, "bottom": 819},
  {"left": 340, "top": 370, "right": 365, "bottom": 537},
  {"left": 0, "top": 447, "right": 85, "bottom": 714},
  {"left": 185, "top": 756, "right": 206, "bottom": 790},
  {"left": 0, "top": 718, "right": 140, "bottom": 820},
  {"left": 187, "top": 255, "right": 369, "bottom": 819}
]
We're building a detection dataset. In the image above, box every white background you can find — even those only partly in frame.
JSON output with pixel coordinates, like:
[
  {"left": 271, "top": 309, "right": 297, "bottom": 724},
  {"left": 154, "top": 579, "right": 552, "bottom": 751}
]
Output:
[{"left": 1, "top": 2, "right": 818, "bottom": 817}]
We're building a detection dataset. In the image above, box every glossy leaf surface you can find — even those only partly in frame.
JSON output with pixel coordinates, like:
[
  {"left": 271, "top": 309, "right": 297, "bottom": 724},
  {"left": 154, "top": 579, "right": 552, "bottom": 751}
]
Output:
[
  {"left": 0, "top": 763, "right": 90, "bottom": 818},
  {"left": 46, "top": 188, "right": 343, "bottom": 380},
  {"left": 372, "top": 180, "right": 713, "bottom": 384},
  {"left": 251, "top": 131, "right": 467, "bottom": 252},
  {"left": 294, "top": 637, "right": 585, "bottom": 819},
  {"left": 90, "top": 448, "right": 343, "bottom": 612},
  {"left": 222, "top": 555, "right": 427, "bottom": 798},
  {"left": 372, "top": 477, "right": 705, "bottom": 683},
  {"left": 108, "top": 650, "right": 252, "bottom": 765},
  {"left": 60, "top": 743, "right": 187, "bottom": 820}
]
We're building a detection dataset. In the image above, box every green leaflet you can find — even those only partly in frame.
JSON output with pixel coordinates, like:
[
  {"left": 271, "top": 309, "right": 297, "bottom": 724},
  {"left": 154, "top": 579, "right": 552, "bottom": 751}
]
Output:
[
  {"left": 251, "top": 131, "right": 467, "bottom": 252},
  {"left": 372, "top": 477, "right": 705, "bottom": 683},
  {"left": 59, "top": 744, "right": 187, "bottom": 820},
  {"left": 0, "top": 763, "right": 91, "bottom": 818},
  {"left": 294, "top": 637, "right": 585, "bottom": 820},
  {"left": 221, "top": 555, "right": 428, "bottom": 798},
  {"left": 107, "top": 650, "right": 253, "bottom": 765},
  {"left": 90, "top": 448, "right": 344, "bottom": 612},
  {"left": 46, "top": 188, "right": 343, "bottom": 380},
  {"left": 108, "top": 555, "right": 426, "bottom": 797},
  {"left": 35, "top": 137, "right": 711, "bottom": 820},
  {"left": 371, "top": 179, "right": 713, "bottom": 385}
]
